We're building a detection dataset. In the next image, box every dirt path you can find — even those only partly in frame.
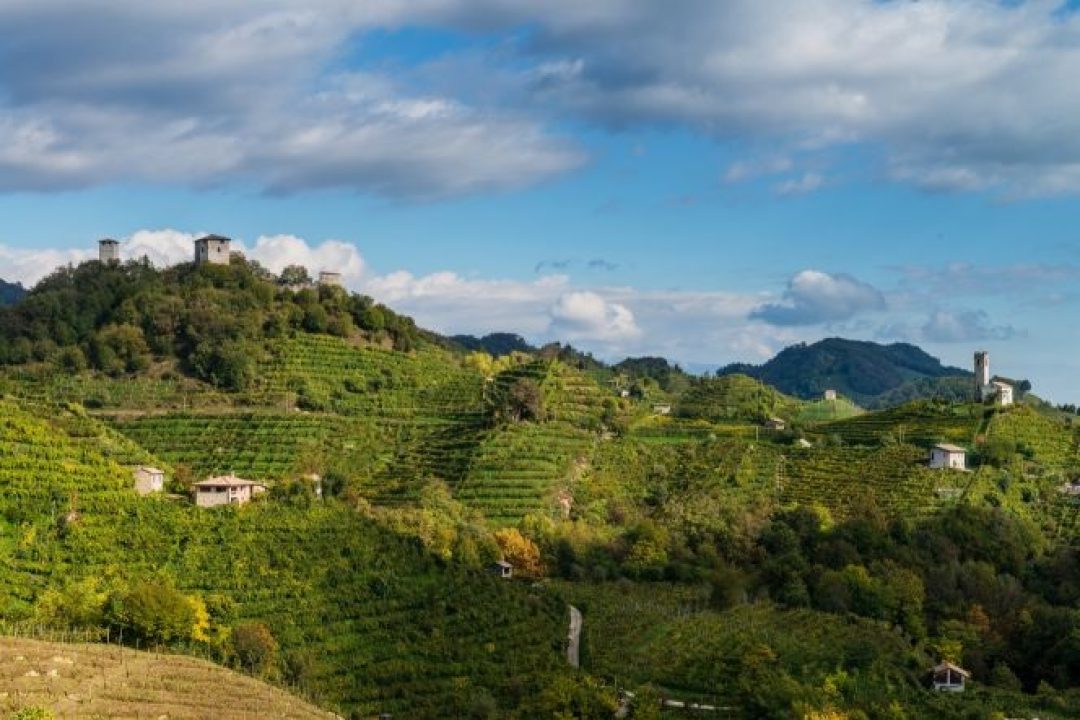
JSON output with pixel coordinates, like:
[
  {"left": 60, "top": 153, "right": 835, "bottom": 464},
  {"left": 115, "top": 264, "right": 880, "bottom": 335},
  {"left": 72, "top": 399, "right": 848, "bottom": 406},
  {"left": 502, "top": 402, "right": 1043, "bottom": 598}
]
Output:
[{"left": 567, "top": 605, "right": 583, "bottom": 669}]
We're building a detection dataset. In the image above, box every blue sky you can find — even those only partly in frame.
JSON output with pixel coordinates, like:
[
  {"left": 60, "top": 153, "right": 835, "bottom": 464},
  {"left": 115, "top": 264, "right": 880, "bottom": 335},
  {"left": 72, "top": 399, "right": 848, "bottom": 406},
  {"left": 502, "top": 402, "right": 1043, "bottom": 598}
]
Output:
[{"left": 1, "top": 1, "right": 1079, "bottom": 401}]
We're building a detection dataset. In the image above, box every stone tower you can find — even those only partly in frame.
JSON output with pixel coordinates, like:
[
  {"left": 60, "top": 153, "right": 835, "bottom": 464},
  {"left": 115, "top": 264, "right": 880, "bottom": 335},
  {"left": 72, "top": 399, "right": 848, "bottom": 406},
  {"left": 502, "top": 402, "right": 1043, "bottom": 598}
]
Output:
[
  {"left": 318, "top": 271, "right": 343, "bottom": 288},
  {"left": 194, "top": 235, "right": 232, "bottom": 265},
  {"left": 974, "top": 351, "right": 990, "bottom": 401},
  {"left": 98, "top": 238, "right": 120, "bottom": 264}
]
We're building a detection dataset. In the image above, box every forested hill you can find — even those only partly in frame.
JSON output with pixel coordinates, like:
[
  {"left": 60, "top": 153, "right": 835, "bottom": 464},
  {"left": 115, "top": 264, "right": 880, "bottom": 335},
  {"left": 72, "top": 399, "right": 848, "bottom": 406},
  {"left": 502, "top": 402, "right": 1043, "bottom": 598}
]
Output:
[
  {"left": 0, "top": 257, "right": 422, "bottom": 390},
  {"left": 719, "top": 337, "right": 970, "bottom": 405},
  {"left": 451, "top": 332, "right": 536, "bottom": 356},
  {"left": 0, "top": 277, "right": 24, "bottom": 306}
]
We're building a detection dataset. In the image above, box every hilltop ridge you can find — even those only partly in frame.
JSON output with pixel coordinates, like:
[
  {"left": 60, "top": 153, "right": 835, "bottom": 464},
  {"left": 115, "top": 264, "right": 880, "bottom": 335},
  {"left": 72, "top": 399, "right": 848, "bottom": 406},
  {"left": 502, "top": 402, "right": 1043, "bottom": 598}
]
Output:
[{"left": 719, "top": 337, "right": 971, "bottom": 405}]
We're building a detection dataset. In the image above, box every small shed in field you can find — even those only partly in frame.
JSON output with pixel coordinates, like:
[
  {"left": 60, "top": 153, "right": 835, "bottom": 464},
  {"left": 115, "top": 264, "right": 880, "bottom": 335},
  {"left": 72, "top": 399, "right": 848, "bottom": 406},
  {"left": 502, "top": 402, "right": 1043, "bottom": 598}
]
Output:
[
  {"left": 930, "top": 662, "right": 970, "bottom": 692},
  {"left": 929, "top": 444, "right": 967, "bottom": 470},
  {"left": 133, "top": 466, "right": 165, "bottom": 495},
  {"left": 192, "top": 475, "right": 267, "bottom": 508},
  {"left": 491, "top": 560, "right": 513, "bottom": 580},
  {"left": 652, "top": 404, "right": 672, "bottom": 416},
  {"left": 764, "top": 417, "right": 786, "bottom": 431},
  {"left": 824, "top": 389, "right": 837, "bottom": 401}
]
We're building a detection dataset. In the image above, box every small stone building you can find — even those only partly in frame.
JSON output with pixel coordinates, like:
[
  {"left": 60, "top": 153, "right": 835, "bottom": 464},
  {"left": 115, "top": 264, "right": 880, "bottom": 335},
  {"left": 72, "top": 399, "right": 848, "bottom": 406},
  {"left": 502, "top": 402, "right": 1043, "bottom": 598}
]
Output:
[
  {"left": 824, "top": 389, "right": 837, "bottom": 401},
  {"left": 929, "top": 443, "right": 967, "bottom": 470},
  {"left": 194, "top": 235, "right": 232, "bottom": 265},
  {"left": 930, "top": 662, "right": 970, "bottom": 692},
  {"left": 98, "top": 238, "right": 120, "bottom": 264},
  {"left": 652, "top": 404, "right": 672, "bottom": 416},
  {"left": 192, "top": 475, "right": 266, "bottom": 507},
  {"left": 491, "top": 560, "right": 513, "bottom": 580},
  {"left": 133, "top": 466, "right": 165, "bottom": 495},
  {"left": 318, "top": 271, "right": 343, "bottom": 288},
  {"left": 764, "top": 417, "right": 786, "bottom": 431}
]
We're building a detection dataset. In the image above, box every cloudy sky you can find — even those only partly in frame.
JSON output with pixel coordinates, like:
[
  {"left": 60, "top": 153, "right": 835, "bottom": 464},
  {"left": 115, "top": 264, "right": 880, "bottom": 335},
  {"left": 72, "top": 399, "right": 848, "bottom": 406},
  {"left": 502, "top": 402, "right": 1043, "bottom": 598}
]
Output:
[{"left": 2, "top": 1, "right": 1080, "bottom": 400}]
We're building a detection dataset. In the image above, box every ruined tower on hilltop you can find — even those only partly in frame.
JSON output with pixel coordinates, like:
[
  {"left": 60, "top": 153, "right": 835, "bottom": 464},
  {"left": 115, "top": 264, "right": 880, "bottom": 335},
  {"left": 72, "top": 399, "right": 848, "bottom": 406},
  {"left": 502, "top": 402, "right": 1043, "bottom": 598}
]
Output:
[
  {"left": 194, "top": 235, "right": 232, "bottom": 265},
  {"left": 98, "top": 238, "right": 120, "bottom": 264}
]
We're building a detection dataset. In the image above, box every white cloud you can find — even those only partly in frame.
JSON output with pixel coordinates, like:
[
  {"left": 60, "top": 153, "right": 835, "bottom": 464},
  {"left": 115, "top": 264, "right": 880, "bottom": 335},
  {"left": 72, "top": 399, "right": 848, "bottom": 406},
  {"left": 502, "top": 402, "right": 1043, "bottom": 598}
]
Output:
[
  {"left": 773, "top": 173, "right": 825, "bottom": 196},
  {"left": 751, "top": 269, "right": 886, "bottom": 326},
  {"left": 10, "top": 2, "right": 1080, "bottom": 196},
  {"left": 0, "top": 245, "right": 91, "bottom": 286},
  {"left": 448, "top": 0, "right": 1080, "bottom": 197},
  {"left": 548, "top": 291, "right": 640, "bottom": 343},
  {"left": 919, "top": 310, "right": 1018, "bottom": 344},
  {"left": 124, "top": 229, "right": 199, "bottom": 268},
  {"left": 247, "top": 235, "right": 365, "bottom": 282},
  {"left": 0, "top": 3, "right": 583, "bottom": 198}
]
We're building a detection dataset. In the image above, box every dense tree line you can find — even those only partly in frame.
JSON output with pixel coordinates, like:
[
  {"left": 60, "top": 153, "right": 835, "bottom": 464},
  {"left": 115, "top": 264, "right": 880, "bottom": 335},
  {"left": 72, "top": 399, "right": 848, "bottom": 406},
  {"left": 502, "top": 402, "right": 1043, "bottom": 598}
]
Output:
[
  {"left": 0, "top": 257, "right": 422, "bottom": 390},
  {"left": 524, "top": 500, "right": 1080, "bottom": 697}
]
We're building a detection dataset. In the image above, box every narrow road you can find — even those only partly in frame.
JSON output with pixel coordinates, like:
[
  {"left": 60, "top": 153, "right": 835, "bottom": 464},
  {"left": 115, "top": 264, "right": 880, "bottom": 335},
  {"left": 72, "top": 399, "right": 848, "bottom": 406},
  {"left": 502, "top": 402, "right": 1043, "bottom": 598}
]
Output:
[{"left": 567, "top": 605, "right": 582, "bottom": 669}]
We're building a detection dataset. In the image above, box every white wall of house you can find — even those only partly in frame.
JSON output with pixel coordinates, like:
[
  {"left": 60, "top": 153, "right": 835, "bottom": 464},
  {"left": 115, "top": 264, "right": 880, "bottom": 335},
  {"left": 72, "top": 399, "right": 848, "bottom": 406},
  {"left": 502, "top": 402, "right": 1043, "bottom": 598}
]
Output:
[
  {"left": 133, "top": 468, "right": 164, "bottom": 495},
  {"left": 930, "top": 448, "right": 966, "bottom": 470}
]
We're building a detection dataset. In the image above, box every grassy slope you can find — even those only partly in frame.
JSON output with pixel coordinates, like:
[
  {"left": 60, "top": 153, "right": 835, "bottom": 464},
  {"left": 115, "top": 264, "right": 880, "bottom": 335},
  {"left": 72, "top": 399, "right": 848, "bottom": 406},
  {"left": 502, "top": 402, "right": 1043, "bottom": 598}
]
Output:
[
  {"left": 0, "top": 636, "right": 335, "bottom": 720},
  {"left": 0, "top": 399, "right": 570, "bottom": 718}
]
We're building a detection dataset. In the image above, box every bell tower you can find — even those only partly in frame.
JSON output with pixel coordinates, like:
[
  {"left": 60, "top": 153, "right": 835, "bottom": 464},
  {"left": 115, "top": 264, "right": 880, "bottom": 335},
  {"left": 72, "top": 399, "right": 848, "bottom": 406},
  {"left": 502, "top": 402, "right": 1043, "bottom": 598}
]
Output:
[{"left": 974, "top": 351, "right": 990, "bottom": 401}]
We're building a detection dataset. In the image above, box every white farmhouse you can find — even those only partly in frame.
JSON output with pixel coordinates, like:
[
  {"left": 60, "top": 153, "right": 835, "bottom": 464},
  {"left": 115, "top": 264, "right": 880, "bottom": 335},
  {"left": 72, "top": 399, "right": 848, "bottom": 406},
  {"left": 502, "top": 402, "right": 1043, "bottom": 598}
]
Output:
[
  {"left": 929, "top": 443, "right": 967, "bottom": 470},
  {"left": 192, "top": 475, "right": 267, "bottom": 507},
  {"left": 133, "top": 466, "right": 165, "bottom": 495}
]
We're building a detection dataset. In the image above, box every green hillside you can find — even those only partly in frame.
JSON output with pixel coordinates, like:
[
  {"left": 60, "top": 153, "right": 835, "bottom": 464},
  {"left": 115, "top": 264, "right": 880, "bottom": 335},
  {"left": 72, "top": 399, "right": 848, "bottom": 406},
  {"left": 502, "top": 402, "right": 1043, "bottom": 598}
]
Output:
[
  {"left": 720, "top": 338, "right": 970, "bottom": 406},
  {"left": 676, "top": 374, "right": 803, "bottom": 424},
  {"left": 814, "top": 400, "right": 985, "bottom": 448},
  {"left": 1, "top": 257, "right": 1080, "bottom": 718},
  {"left": 0, "top": 398, "right": 581, "bottom": 718}
]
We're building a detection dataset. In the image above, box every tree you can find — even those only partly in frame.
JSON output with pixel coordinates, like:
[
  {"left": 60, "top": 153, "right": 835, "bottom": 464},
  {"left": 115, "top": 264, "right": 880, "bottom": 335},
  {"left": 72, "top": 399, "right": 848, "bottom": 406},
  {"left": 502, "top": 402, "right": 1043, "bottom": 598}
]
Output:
[
  {"left": 229, "top": 621, "right": 278, "bottom": 675},
  {"left": 278, "top": 264, "right": 312, "bottom": 287},
  {"left": 106, "top": 579, "right": 197, "bottom": 646},
  {"left": 91, "top": 324, "right": 151, "bottom": 375},
  {"left": 493, "top": 528, "right": 544, "bottom": 578},
  {"left": 504, "top": 378, "right": 544, "bottom": 422}
]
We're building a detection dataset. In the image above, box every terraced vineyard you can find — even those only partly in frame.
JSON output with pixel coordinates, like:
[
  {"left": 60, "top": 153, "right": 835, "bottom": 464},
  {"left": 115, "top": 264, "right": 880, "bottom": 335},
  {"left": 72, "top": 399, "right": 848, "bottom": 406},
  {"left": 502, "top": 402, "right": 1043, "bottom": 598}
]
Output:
[
  {"left": 106, "top": 412, "right": 384, "bottom": 481},
  {"left": 814, "top": 400, "right": 984, "bottom": 447},
  {"left": 781, "top": 444, "right": 964, "bottom": 518},
  {"left": 258, "top": 334, "right": 486, "bottom": 416},
  {"left": 541, "top": 362, "right": 609, "bottom": 429},
  {"left": 795, "top": 395, "right": 864, "bottom": 423},
  {"left": 986, "top": 405, "right": 1080, "bottom": 471},
  {"left": 0, "top": 367, "right": 229, "bottom": 410},
  {"left": 456, "top": 421, "right": 594, "bottom": 524},
  {"left": 628, "top": 417, "right": 759, "bottom": 443},
  {"left": 559, "top": 582, "right": 924, "bottom": 709},
  {"left": 0, "top": 398, "right": 573, "bottom": 717},
  {"left": 0, "top": 400, "right": 133, "bottom": 520}
]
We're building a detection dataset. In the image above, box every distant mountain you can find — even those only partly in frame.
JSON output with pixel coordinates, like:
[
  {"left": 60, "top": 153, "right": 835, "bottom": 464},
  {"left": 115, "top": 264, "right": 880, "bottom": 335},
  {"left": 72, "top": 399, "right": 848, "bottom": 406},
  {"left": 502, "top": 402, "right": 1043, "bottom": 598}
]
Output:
[
  {"left": 0, "top": 278, "right": 25, "bottom": 306},
  {"left": 451, "top": 332, "right": 536, "bottom": 356},
  {"left": 719, "top": 337, "right": 969, "bottom": 406}
]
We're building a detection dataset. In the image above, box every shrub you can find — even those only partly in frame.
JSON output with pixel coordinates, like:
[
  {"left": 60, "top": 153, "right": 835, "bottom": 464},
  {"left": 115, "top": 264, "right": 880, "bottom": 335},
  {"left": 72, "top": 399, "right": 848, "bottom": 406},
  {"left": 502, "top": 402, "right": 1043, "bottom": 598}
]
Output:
[
  {"left": 106, "top": 579, "right": 197, "bottom": 646},
  {"left": 9, "top": 708, "right": 54, "bottom": 720},
  {"left": 230, "top": 621, "right": 278, "bottom": 675}
]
